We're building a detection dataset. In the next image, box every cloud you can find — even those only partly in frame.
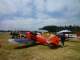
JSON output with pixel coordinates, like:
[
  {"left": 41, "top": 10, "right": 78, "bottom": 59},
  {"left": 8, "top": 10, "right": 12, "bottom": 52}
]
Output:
[
  {"left": 0, "top": 0, "right": 80, "bottom": 30},
  {"left": 0, "top": 0, "right": 17, "bottom": 14},
  {"left": 0, "top": 18, "right": 33, "bottom": 30},
  {"left": 0, "top": 0, "right": 33, "bottom": 17},
  {"left": 0, "top": 17, "right": 66, "bottom": 30},
  {"left": 46, "top": 0, "right": 80, "bottom": 19}
]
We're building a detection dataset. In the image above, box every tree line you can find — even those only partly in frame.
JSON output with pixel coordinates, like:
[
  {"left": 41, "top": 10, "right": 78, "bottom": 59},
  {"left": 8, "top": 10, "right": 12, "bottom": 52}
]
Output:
[{"left": 40, "top": 25, "right": 80, "bottom": 33}]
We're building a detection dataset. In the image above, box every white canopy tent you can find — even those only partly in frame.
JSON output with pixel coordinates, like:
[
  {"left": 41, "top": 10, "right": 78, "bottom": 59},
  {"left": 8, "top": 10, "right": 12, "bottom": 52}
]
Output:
[{"left": 57, "top": 30, "right": 71, "bottom": 34}]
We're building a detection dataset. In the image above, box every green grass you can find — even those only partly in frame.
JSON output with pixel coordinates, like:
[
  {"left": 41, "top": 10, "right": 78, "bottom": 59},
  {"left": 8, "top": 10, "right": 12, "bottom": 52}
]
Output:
[
  {"left": 0, "top": 32, "right": 80, "bottom": 60},
  {"left": 0, "top": 32, "right": 10, "bottom": 39}
]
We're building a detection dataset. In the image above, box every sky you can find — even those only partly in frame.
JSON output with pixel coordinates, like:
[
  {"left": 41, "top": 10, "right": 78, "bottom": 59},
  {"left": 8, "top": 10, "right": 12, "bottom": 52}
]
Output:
[{"left": 0, "top": 0, "right": 80, "bottom": 30}]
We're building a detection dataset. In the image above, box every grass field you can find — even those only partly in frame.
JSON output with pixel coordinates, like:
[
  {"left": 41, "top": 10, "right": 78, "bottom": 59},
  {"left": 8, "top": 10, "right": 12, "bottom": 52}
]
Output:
[{"left": 0, "top": 32, "right": 80, "bottom": 60}]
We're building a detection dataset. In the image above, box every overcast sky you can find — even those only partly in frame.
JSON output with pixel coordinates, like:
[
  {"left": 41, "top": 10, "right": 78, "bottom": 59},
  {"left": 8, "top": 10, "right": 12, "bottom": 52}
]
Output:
[{"left": 0, "top": 0, "right": 80, "bottom": 30}]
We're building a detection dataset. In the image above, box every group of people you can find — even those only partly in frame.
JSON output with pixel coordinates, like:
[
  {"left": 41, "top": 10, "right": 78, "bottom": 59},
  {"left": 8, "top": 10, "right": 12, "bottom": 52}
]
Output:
[{"left": 10, "top": 31, "right": 66, "bottom": 48}]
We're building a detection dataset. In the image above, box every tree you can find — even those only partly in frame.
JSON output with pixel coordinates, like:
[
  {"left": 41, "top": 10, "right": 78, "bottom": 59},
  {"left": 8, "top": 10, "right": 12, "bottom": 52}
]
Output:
[{"left": 40, "top": 25, "right": 80, "bottom": 33}]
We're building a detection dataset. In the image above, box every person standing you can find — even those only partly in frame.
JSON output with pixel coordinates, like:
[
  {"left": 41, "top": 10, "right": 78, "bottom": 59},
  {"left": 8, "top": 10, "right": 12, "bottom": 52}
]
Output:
[{"left": 59, "top": 33, "right": 66, "bottom": 47}]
